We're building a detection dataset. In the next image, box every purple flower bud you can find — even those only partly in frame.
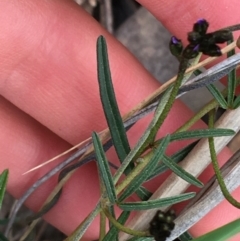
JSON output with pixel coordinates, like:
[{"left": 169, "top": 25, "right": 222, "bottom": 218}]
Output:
[
  {"left": 183, "top": 44, "right": 199, "bottom": 59},
  {"left": 197, "top": 18, "right": 206, "bottom": 24},
  {"left": 171, "top": 36, "right": 181, "bottom": 44},
  {"left": 193, "top": 44, "right": 200, "bottom": 52},
  {"left": 201, "top": 44, "right": 222, "bottom": 56},
  {"left": 188, "top": 31, "right": 202, "bottom": 44},
  {"left": 193, "top": 19, "right": 209, "bottom": 35},
  {"left": 169, "top": 36, "right": 183, "bottom": 57},
  {"left": 212, "top": 30, "right": 233, "bottom": 43}
]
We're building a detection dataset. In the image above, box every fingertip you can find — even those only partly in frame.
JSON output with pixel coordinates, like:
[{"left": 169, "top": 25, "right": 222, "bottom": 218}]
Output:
[{"left": 137, "top": 0, "right": 240, "bottom": 41}]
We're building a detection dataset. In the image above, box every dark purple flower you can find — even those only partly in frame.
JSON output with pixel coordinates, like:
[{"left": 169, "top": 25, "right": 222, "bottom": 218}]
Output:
[
  {"left": 182, "top": 19, "right": 232, "bottom": 59},
  {"left": 169, "top": 36, "right": 183, "bottom": 57},
  {"left": 171, "top": 36, "right": 180, "bottom": 44},
  {"left": 183, "top": 44, "right": 199, "bottom": 59},
  {"left": 193, "top": 19, "right": 209, "bottom": 35}
]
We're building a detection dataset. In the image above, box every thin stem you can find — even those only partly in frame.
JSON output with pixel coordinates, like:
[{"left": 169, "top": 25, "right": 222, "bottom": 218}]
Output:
[
  {"left": 103, "top": 209, "right": 148, "bottom": 237},
  {"left": 149, "top": 59, "right": 189, "bottom": 141},
  {"left": 208, "top": 109, "right": 240, "bottom": 208},
  {"left": 99, "top": 210, "right": 106, "bottom": 241},
  {"left": 222, "top": 24, "right": 240, "bottom": 32},
  {"left": 115, "top": 157, "right": 149, "bottom": 195}
]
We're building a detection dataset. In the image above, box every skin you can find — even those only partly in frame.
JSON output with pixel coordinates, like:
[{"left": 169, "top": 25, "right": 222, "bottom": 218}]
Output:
[{"left": 0, "top": 0, "right": 240, "bottom": 240}]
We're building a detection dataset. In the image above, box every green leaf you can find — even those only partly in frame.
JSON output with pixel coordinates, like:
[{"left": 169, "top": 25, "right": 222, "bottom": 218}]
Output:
[
  {"left": 170, "top": 128, "right": 235, "bottom": 142},
  {"left": 162, "top": 155, "right": 203, "bottom": 187},
  {"left": 97, "top": 36, "right": 131, "bottom": 164},
  {"left": 192, "top": 218, "right": 240, "bottom": 241},
  {"left": 207, "top": 84, "right": 228, "bottom": 109},
  {"left": 0, "top": 170, "right": 8, "bottom": 210},
  {"left": 103, "top": 211, "right": 130, "bottom": 241},
  {"left": 119, "top": 135, "right": 170, "bottom": 202},
  {"left": 64, "top": 203, "right": 101, "bottom": 241},
  {"left": 0, "top": 233, "right": 9, "bottom": 241},
  {"left": 92, "top": 132, "right": 116, "bottom": 203},
  {"left": 233, "top": 95, "right": 240, "bottom": 109},
  {"left": 147, "top": 142, "right": 197, "bottom": 180},
  {"left": 118, "top": 192, "right": 195, "bottom": 211},
  {"left": 227, "top": 39, "right": 237, "bottom": 108}
]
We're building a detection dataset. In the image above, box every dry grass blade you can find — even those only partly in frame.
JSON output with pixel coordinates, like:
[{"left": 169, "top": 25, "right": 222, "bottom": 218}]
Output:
[{"left": 23, "top": 136, "right": 93, "bottom": 174}]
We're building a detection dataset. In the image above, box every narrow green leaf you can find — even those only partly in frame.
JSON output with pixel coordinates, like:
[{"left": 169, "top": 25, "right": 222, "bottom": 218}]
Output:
[
  {"left": 64, "top": 203, "right": 101, "bottom": 241},
  {"left": 97, "top": 36, "right": 130, "bottom": 164},
  {"left": 227, "top": 39, "right": 237, "bottom": 108},
  {"left": 119, "top": 135, "right": 170, "bottom": 202},
  {"left": 103, "top": 211, "right": 130, "bottom": 241},
  {"left": 170, "top": 128, "right": 235, "bottom": 142},
  {"left": 192, "top": 218, "right": 240, "bottom": 241},
  {"left": 147, "top": 142, "right": 198, "bottom": 181},
  {"left": 207, "top": 84, "right": 228, "bottom": 109},
  {"left": 233, "top": 95, "right": 240, "bottom": 109},
  {"left": 162, "top": 156, "right": 203, "bottom": 187},
  {"left": 92, "top": 132, "right": 116, "bottom": 203},
  {"left": 0, "top": 233, "right": 9, "bottom": 241},
  {"left": 118, "top": 192, "right": 195, "bottom": 211},
  {"left": 0, "top": 170, "right": 8, "bottom": 210}
]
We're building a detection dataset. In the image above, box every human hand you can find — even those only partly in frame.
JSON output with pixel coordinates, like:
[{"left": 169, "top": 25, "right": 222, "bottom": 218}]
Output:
[{"left": 0, "top": 0, "right": 239, "bottom": 240}]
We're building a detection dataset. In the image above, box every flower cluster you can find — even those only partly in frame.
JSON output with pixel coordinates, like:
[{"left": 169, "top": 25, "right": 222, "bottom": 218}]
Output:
[
  {"left": 170, "top": 19, "right": 233, "bottom": 59},
  {"left": 149, "top": 209, "right": 176, "bottom": 241}
]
